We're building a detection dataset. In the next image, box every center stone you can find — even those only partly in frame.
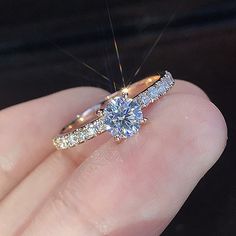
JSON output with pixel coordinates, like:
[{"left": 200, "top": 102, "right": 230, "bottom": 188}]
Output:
[{"left": 103, "top": 96, "right": 143, "bottom": 138}]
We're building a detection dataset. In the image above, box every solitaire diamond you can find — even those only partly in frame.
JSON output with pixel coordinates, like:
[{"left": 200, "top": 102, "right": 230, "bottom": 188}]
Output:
[{"left": 103, "top": 96, "right": 143, "bottom": 139}]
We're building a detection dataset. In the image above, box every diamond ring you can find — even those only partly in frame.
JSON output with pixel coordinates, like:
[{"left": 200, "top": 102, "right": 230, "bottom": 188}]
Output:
[{"left": 53, "top": 71, "right": 175, "bottom": 150}]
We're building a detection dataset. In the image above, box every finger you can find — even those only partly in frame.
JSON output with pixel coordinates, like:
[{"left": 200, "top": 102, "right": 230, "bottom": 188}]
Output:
[
  {"left": 0, "top": 79, "right": 206, "bottom": 201},
  {"left": 0, "top": 80, "right": 208, "bottom": 236},
  {"left": 0, "top": 87, "right": 108, "bottom": 200},
  {"left": 21, "top": 87, "right": 227, "bottom": 235}
]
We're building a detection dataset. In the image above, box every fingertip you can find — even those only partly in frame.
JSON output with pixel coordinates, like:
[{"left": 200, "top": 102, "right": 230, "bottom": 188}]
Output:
[
  {"left": 194, "top": 98, "right": 227, "bottom": 172},
  {"left": 171, "top": 80, "right": 209, "bottom": 100}
]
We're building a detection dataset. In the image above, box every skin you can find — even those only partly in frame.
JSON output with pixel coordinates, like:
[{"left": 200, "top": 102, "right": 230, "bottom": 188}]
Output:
[{"left": 0, "top": 80, "right": 227, "bottom": 236}]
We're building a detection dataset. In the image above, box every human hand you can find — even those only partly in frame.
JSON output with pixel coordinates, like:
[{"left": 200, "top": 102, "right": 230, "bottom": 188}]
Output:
[{"left": 0, "top": 80, "right": 227, "bottom": 236}]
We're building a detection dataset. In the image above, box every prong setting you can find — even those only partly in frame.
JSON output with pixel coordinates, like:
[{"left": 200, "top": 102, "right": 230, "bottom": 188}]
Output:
[
  {"left": 121, "top": 88, "right": 129, "bottom": 98},
  {"left": 141, "top": 117, "right": 148, "bottom": 124},
  {"left": 121, "top": 92, "right": 128, "bottom": 99},
  {"left": 96, "top": 109, "right": 103, "bottom": 117},
  {"left": 114, "top": 136, "right": 122, "bottom": 143}
]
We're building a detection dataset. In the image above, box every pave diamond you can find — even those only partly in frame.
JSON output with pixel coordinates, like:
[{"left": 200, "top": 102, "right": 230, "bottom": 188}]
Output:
[
  {"left": 141, "top": 93, "right": 151, "bottom": 106},
  {"left": 84, "top": 124, "right": 96, "bottom": 139},
  {"left": 94, "top": 118, "right": 106, "bottom": 133},
  {"left": 103, "top": 96, "right": 143, "bottom": 138},
  {"left": 55, "top": 136, "right": 69, "bottom": 149},
  {"left": 135, "top": 92, "right": 152, "bottom": 108},
  {"left": 77, "top": 130, "right": 85, "bottom": 142},
  {"left": 68, "top": 131, "right": 79, "bottom": 146},
  {"left": 156, "top": 80, "right": 167, "bottom": 95},
  {"left": 147, "top": 86, "right": 159, "bottom": 100},
  {"left": 164, "top": 71, "right": 174, "bottom": 86}
]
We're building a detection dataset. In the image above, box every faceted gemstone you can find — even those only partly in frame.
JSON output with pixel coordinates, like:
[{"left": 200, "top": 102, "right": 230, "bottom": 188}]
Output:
[
  {"left": 78, "top": 129, "right": 86, "bottom": 142},
  {"left": 162, "top": 80, "right": 170, "bottom": 90},
  {"left": 164, "top": 75, "right": 173, "bottom": 86},
  {"left": 139, "top": 93, "right": 151, "bottom": 107},
  {"left": 103, "top": 96, "right": 143, "bottom": 138},
  {"left": 164, "top": 72, "right": 174, "bottom": 85},
  {"left": 94, "top": 119, "right": 105, "bottom": 133},
  {"left": 84, "top": 124, "right": 96, "bottom": 139},
  {"left": 68, "top": 132, "right": 79, "bottom": 146},
  {"left": 156, "top": 81, "right": 167, "bottom": 95},
  {"left": 147, "top": 86, "right": 159, "bottom": 100},
  {"left": 57, "top": 137, "right": 69, "bottom": 149}
]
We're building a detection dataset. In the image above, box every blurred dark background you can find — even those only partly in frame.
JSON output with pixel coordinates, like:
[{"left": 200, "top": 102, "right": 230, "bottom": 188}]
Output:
[{"left": 0, "top": 0, "right": 235, "bottom": 235}]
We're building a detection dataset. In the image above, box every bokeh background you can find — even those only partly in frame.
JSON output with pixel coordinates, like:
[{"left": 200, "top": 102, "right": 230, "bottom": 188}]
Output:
[{"left": 0, "top": 0, "right": 235, "bottom": 235}]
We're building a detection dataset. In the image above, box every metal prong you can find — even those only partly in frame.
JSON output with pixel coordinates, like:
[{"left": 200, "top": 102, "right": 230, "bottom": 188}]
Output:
[
  {"left": 141, "top": 117, "right": 148, "bottom": 124},
  {"left": 114, "top": 136, "right": 122, "bottom": 143},
  {"left": 96, "top": 109, "right": 103, "bottom": 117},
  {"left": 121, "top": 88, "right": 129, "bottom": 99}
]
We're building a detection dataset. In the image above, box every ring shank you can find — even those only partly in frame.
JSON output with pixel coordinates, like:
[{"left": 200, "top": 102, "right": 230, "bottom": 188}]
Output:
[{"left": 61, "top": 74, "right": 161, "bottom": 134}]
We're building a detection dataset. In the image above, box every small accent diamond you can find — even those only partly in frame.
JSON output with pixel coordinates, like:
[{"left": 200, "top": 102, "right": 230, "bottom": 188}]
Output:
[
  {"left": 68, "top": 132, "right": 79, "bottom": 146},
  {"left": 147, "top": 86, "right": 159, "bottom": 100},
  {"left": 164, "top": 71, "right": 174, "bottom": 86},
  {"left": 84, "top": 124, "right": 96, "bottom": 139},
  {"left": 56, "top": 136, "right": 69, "bottom": 149},
  {"left": 94, "top": 118, "right": 105, "bottom": 133},
  {"left": 139, "top": 93, "right": 151, "bottom": 107},
  {"left": 78, "top": 130, "right": 86, "bottom": 142},
  {"left": 156, "top": 80, "right": 167, "bottom": 95}
]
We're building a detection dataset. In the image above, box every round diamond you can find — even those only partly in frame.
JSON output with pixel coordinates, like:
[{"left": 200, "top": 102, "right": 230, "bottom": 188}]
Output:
[{"left": 103, "top": 96, "right": 143, "bottom": 138}]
